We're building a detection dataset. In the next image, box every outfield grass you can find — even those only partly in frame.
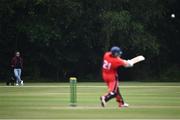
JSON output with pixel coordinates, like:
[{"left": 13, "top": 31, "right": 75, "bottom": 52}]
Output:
[{"left": 0, "top": 82, "right": 180, "bottom": 119}]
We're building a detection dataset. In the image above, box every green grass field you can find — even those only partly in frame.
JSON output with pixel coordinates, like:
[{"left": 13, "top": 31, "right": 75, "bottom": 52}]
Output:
[{"left": 0, "top": 82, "right": 180, "bottom": 119}]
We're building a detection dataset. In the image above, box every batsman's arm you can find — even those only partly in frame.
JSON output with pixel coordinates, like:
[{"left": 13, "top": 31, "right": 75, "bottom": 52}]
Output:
[{"left": 117, "top": 57, "right": 134, "bottom": 68}]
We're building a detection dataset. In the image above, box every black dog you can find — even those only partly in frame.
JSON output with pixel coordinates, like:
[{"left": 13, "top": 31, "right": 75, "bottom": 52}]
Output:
[
  {"left": 6, "top": 76, "right": 15, "bottom": 86},
  {"left": 6, "top": 69, "right": 15, "bottom": 86}
]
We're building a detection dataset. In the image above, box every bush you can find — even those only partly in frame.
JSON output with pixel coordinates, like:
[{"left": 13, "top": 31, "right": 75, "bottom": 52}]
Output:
[{"left": 159, "top": 65, "right": 180, "bottom": 82}]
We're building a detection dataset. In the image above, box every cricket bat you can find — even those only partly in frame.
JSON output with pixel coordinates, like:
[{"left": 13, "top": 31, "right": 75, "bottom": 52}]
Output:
[{"left": 130, "top": 55, "right": 145, "bottom": 64}]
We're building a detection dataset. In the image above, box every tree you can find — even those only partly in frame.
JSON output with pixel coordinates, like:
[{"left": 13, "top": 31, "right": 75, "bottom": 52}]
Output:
[{"left": 0, "top": 0, "right": 179, "bottom": 82}]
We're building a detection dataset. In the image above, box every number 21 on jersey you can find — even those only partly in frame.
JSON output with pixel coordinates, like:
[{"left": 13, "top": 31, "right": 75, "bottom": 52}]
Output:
[{"left": 103, "top": 60, "right": 111, "bottom": 70}]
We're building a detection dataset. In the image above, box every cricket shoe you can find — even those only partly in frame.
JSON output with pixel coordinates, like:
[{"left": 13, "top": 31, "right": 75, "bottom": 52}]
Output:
[
  {"left": 20, "top": 80, "right": 24, "bottom": 86},
  {"left": 119, "top": 103, "right": 129, "bottom": 108},
  {"left": 16, "top": 83, "right": 19, "bottom": 86},
  {"left": 100, "top": 96, "right": 106, "bottom": 107}
]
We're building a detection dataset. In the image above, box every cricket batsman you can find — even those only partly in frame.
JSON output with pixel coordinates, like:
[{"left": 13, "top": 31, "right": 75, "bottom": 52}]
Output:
[{"left": 100, "top": 46, "right": 145, "bottom": 108}]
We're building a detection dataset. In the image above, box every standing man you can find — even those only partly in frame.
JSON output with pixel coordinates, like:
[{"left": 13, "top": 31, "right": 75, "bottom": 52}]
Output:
[
  {"left": 11, "top": 51, "right": 23, "bottom": 86},
  {"left": 101, "top": 46, "right": 134, "bottom": 108}
]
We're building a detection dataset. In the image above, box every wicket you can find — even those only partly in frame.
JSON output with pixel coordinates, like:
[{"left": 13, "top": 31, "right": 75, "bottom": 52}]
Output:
[{"left": 70, "top": 77, "right": 77, "bottom": 106}]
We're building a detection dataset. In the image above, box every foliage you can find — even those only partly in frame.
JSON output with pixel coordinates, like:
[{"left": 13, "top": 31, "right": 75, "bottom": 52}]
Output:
[{"left": 0, "top": 0, "right": 179, "bottom": 81}]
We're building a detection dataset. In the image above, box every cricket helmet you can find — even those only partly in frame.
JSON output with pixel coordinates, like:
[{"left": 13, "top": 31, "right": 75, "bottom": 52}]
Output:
[{"left": 110, "top": 46, "right": 123, "bottom": 56}]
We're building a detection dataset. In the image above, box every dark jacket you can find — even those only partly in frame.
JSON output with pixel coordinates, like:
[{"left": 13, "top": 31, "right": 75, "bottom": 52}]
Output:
[{"left": 11, "top": 56, "right": 23, "bottom": 69}]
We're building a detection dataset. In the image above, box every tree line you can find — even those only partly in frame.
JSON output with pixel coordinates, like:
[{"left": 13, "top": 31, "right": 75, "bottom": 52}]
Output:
[{"left": 0, "top": 0, "right": 179, "bottom": 82}]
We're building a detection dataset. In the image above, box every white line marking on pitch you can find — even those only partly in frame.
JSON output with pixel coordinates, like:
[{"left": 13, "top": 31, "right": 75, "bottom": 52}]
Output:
[
  {"left": 0, "top": 85, "right": 180, "bottom": 88},
  {"left": 0, "top": 119, "right": 179, "bottom": 120}
]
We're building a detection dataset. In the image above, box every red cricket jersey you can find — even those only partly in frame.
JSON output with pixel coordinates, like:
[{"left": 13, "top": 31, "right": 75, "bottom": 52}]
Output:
[{"left": 102, "top": 52, "right": 127, "bottom": 82}]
